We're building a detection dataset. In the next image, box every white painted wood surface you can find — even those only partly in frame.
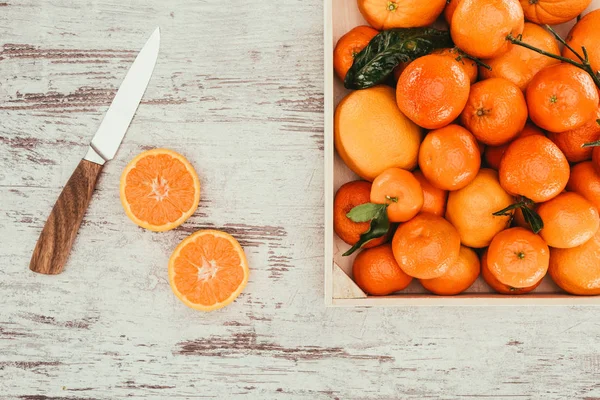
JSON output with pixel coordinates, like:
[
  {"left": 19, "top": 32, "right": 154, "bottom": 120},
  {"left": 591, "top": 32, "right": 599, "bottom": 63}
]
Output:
[{"left": 1, "top": 1, "right": 600, "bottom": 398}]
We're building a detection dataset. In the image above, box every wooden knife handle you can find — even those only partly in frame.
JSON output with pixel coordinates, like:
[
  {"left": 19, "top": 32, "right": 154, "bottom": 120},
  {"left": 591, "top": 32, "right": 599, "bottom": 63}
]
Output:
[{"left": 29, "top": 159, "right": 103, "bottom": 275}]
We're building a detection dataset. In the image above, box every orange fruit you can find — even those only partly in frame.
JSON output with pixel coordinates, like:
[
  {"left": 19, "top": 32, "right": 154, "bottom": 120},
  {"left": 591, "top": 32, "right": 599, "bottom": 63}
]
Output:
[
  {"left": 413, "top": 171, "right": 448, "bottom": 217},
  {"left": 418, "top": 124, "right": 481, "bottom": 191},
  {"left": 392, "top": 213, "right": 461, "bottom": 279},
  {"left": 396, "top": 54, "right": 470, "bottom": 130},
  {"left": 520, "top": 0, "right": 592, "bottom": 25},
  {"left": 563, "top": 10, "right": 600, "bottom": 78},
  {"left": 547, "top": 107, "right": 600, "bottom": 163},
  {"left": 334, "top": 180, "right": 387, "bottom": 248},
  {"left": 479, "top": 23, "right": 560, "bottom": 92},
  {"left": 451, "top": 0, "right": 525, "bottom": 59},
  {"left": 537, "top": 192, "right": 599, "bottom": 249},
  {"left": 445, "top": 168, "right": 514, "bottom": 248},
  {"left": 487, "top": 227, "right": 549, "bottom": 288},
  {"left": 484, "top": 123, "right": 544, "bottom": 170},
  {"left": 549, "top": 229, "right": 600, "bottom": 295},
  {"left": 168, "top": 230, "right": 249, "bottom": 311},
  {"left": 352, "top": 244, "right": 413, "bottom": 295},
  {"left": 499, "top": 135, "right": 570, "bottom": 203},
  {"left": 370, "top": 168, "right": 424, "bottom": 223},
  {"left": 444, "top": 0, "right": 462, "bottom": 24},
  {"left": 481, "top": 250, "right": 542, "bottom": 294},
  {"left": 431, "top": 47, "right": 478, "bottom": 84},
  {"left": 567, "top": 161, "right": 600, "bottom": 213},
  {"left": 420, "top": 246, "right": 480, "bottom": 295},
  {"left": 335, "top": 86, "right": 422, "bottom": 181},
  {"left": 526, "top": 63, "right": 599, "bottom": 133},
  {"left": 357, "top": 0, "right": 447, "bottom": 29},
  {"left": 333, "top": 26, "right": 379, "bottom": 81},
  {"left": 120, "top": 149, "right": 200, "bottom": 232},
  {"left": 460, "top": 78, "right": 528, "bottom": 146}
]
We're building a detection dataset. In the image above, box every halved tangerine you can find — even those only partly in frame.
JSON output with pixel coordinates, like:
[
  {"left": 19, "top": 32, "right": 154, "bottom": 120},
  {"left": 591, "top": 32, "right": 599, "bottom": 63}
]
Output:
[
  {"left": 169, "top": 230, "right": 250, "bottom": 311},
  {"left": 120, "top": 148, "right": 200, "bottom": 232}
]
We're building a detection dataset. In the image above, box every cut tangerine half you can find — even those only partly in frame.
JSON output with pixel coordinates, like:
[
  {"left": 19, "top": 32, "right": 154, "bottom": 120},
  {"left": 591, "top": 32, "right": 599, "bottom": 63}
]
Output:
[
  {"left": 120, "top": 149, "right": 200, "bottom": 232},
  {"left": 169, "top": 230, "right": 249, "bottom": 311}
]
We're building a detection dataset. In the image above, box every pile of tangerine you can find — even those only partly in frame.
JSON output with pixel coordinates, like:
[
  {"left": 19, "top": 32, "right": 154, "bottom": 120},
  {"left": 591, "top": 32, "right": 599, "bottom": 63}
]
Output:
[{"left": 333, "top": 0, "right": 600, "bottom": 296}]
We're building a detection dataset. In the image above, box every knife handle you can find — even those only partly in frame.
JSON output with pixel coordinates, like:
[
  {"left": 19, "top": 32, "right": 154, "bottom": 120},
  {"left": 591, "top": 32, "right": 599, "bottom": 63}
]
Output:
[{"left": 29, "top": 159, "right": 104, "bottom": 275}]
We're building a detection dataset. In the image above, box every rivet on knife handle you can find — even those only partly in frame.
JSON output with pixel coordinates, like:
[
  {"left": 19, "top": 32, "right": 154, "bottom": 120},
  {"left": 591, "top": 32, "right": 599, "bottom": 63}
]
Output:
[{"left": 29, "top": 159, "right": 103, "bottom": 275}]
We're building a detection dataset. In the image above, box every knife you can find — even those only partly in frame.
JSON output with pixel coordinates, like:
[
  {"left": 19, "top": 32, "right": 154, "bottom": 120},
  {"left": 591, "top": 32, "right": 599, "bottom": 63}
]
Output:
[{"left": 29, "top": 27, "right": 161, "bottom": 275}]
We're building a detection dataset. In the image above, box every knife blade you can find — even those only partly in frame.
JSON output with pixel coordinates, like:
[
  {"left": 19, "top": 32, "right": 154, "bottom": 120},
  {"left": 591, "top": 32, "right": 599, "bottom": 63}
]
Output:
[
  {"left": 85, "top": 27, "right": 161, "bottom": 164},
  {"left": 29, "top": 28, "right": 161, "bottom": 275}
]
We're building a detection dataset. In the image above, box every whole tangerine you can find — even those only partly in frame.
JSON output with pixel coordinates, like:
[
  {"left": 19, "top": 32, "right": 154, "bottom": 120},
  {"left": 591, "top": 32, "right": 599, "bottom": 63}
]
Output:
[
  {"left": 499, "top": 135, "right": 570, "bottom": 203},
  {"left": 487, "top": 227, "right": 549, "bottom": 288},
  {"left": 397, "top": 54, "right": 470, "bottom": 130},
  {"left": 392, "top": 213, "right": 461, "bottom": 280}
]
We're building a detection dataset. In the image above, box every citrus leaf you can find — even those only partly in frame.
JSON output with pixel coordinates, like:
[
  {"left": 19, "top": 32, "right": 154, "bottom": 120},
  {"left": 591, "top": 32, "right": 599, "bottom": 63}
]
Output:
[
  {"left": 346, "top": 203, "right": 387, "bottom": 223},
  {"left": 522, "top": 207, "right": 544, "bottom": 234},
  {"left": 344, "top": 28, "right": 453, "bottom": 90},
  {"left": 343, "top": 206, "right": 390, "bottom": 257}
]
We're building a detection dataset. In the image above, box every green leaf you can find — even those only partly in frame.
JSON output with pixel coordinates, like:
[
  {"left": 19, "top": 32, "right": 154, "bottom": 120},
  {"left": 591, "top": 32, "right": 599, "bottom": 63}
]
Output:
[
  {"left": 582, "top": 140, "right": 600, "bottom": 148},
  {"left": 522, "top": 207, "right": 544, "bottom": 234},
  {"left": 346, "top": 203, "right": 386, "bottom": 223},
  {"left": 343, "top": 206, "right": 390, "bottom": 257},
  {"left": 492, "top": 198, "right": 532, "bottom": 217},
  {"left": 344, "top": 28, "right": 453, "bottom": 90}
]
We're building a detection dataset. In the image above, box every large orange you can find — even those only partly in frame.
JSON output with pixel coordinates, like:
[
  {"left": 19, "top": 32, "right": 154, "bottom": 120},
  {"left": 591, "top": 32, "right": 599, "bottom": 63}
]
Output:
[
  {"left": 547, "top": 107, "right": 600, "bottom": 163},
  {"left": 357, "top": 0, "right": 447, "bottom": 29},
  {"left": 120, "top": 149, "right": 201, "bottom": 232},
  {"left": 526, "top": 63, "right": 599, "bottom": 133},
  {"left": 567, "top": 161, "right": 600, "bottom": 212},
  {"left": 413, "top": 171, "right": 448, "bottom": 217},
  {"left": 461, "top": 78, "right": 528, "bottom": 146},
  {"left": 352, "top": 244, "right": 413, "bottom": 295},
  {"left": 484, "top": 123, "right": 544, "bottom": 170},
  {"left": 445, "top": 169, "right": 514, "bottom": 248},
  {"left": 549, "top": 229, "right": 600, "bottom": 295},
  {"left": 563, "top": 10, "right": 600, "bottom": 78},
  {"left": 169, "top": 230, "right": 249, "bottom": 311},
  {"left": 370, "top": 168, "right": 424, "bottom": 223},
  {"left": 537, "top": 192, "right": 599, "bottom": 249},
  {"left": 334, "top": 181, "right": 387, "bottom": 248},
  {"left": 335, "top": 86, "right": 422, "bottom": 181},
  {"left": 487, "top": 227, "right": 549, "bottom": 288},
  {"left": 451, "top": 0, "right": 524, "bottom": 59},
  {"left": 499, "top": 135, "right": 570, "bottom": 203},
  {"left": 420, "top": 246, "right": 480, "bottom": 296},
  {"left": 333, "top": 26, "right": 379, "bottom": 82},
  {"left": 396, "top": 54, "right": 470, "bottom": 130},
  {"left": 520, "top": 0, "right": 592, "bottom": 25},
  {"left": 392, "top": 213, "right": 461, "bottom": 279},
  {"left": 432, "top": 47, "right": 478, "bottom": 84},
  {"left": 479, "top": 23, "right": 560, "bottom": 92},
  {"left": 481, "top": 250, "right": 542, "bottom": 294},
  {"left": 418, "top": 124, "right": 481, "bottom": 191}
]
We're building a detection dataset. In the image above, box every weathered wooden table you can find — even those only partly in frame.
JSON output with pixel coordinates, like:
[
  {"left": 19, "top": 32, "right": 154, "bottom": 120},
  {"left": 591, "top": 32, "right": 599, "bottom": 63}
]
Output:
[{"left": 1, "top": 1, "right": 599, "bottom": 398}]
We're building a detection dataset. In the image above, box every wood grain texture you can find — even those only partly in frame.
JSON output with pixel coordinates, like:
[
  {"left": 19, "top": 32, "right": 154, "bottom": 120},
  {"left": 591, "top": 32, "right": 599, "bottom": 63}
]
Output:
[
  {"left": 30, "top": 159, "right": 103, "bottom": 274},
  {"left": 1, "top": 0, "right": 600, "bottom": 398}
]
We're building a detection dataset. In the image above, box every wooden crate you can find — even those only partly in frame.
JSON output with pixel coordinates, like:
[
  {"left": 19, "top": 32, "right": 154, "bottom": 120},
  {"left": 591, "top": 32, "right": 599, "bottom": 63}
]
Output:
[{"left": 324, "top": 0, "right": 600, "bottom": 306}]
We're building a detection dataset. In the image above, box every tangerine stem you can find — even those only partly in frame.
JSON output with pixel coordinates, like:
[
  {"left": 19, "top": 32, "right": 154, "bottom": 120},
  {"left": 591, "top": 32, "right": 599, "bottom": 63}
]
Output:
[
  {"left": 583, "top": 140, "right": 600, "bottom": 148},
  {"left": 506, "top": 33, "right": 600, "bottom": 90},
  {"left": 544, "top": 25, "right": 586, "bottom": 64}
]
